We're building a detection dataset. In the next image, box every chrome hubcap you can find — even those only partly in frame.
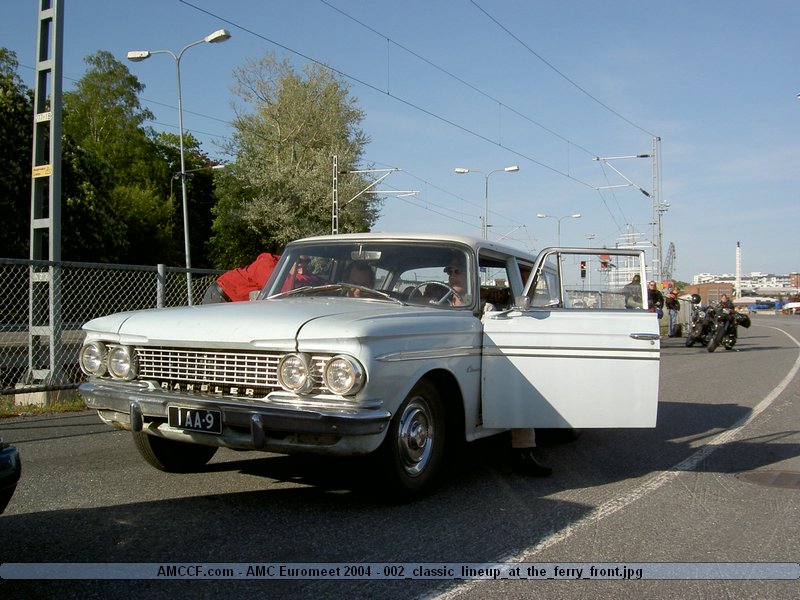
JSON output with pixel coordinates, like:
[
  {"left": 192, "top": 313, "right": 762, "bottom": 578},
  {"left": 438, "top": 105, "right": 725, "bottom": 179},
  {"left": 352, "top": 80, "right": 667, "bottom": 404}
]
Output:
[{"left": 397, "top": 397, "right": 433, "bottom": 477}]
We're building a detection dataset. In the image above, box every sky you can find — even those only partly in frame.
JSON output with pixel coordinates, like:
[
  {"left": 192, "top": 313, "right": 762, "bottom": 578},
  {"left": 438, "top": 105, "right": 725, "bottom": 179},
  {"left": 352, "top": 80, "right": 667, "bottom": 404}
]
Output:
[{"left": 2, "top": 0, "right": 799, "bottom": 282}]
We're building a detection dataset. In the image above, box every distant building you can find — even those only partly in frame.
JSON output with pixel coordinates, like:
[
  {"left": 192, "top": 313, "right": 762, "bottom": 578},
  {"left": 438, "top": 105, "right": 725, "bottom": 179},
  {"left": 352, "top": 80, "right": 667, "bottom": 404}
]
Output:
[
  {"left": 692, "top": 271, "right": 799, "bottom": 297},
  {"left": 683, "top": 282, "right": 733, "bottom": 305}
]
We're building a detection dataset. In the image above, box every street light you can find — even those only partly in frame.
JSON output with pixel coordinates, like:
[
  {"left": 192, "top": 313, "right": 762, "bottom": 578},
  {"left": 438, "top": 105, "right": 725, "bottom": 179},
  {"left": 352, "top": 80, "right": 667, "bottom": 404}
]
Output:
[
  {"left": 169, "top": 164, "right": 226, "bottom": 201},
  {"left": 127, "top": 29, "right": 231, "bottom": 305},
  {"left": 454, "top": 164, "right": 519, "bottom": 239},
  {"left": 536, "top": 213, "right": 581, "bottom": 246}
]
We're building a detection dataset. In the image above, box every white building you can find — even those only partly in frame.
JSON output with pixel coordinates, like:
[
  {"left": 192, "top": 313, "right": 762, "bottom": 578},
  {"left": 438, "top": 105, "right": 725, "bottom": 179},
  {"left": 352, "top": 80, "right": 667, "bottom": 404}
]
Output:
[{"left": 692, "top": 272, "right": 798, "bottom": 296}]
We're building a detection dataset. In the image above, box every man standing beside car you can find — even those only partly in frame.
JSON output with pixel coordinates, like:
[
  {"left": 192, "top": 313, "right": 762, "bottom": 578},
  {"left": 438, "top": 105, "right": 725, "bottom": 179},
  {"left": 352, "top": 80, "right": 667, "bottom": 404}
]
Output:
[{"left": 665, "top": 287, "right": 681, "bottom": 337}]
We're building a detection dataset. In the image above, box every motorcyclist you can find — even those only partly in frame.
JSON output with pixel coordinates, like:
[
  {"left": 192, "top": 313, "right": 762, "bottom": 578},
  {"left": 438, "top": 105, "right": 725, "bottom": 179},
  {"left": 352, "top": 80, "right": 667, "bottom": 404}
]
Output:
[{"left": 707, "top": 293, "right": 738, "bottom": 352}]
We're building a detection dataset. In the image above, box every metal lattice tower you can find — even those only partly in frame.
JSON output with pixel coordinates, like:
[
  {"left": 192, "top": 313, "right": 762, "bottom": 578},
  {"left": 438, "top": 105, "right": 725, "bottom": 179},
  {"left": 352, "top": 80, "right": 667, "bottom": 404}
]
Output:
[
  {"left": 28, "top": 0, "right": 64, "bottom": 385},
  {"left": 663, "top": 242, "right": 676, "bottom": 281}
]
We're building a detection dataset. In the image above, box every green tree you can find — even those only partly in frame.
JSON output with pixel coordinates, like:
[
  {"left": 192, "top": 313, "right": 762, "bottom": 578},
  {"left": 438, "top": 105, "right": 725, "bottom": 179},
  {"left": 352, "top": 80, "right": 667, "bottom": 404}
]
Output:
[
  {"left": 155, "top": 131, "right": 219, "bottom": 269},
  {"left": 60, "top": 135, "right": 129, "bottom": 262},
  {"left": 0, "top": 48, "right": 34, "bottom": 258},
  {"left": 63, "top": 50, "right": 159, "bottom": 182},
  {"left": 63, "top": 51, "right": 180, "bottom": 265},
  {"left": 209, "top": 53, "right": 380, "bottom": 267}
]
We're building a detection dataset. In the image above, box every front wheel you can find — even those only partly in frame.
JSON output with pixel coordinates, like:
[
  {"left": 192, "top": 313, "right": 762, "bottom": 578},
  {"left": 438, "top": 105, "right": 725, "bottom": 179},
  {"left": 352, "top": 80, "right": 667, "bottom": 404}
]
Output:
[
  {"left": 707, "top": 324, "right": 725, "bottom": 353},
  {"left": 724, "top": 331, "right": 737, "bottom": 350},
  {"left": 376, "top": 379, "right": 446, "bottom": 500},
  {"left": 133, "top": 431, "right": 218, "bottom": 472}
]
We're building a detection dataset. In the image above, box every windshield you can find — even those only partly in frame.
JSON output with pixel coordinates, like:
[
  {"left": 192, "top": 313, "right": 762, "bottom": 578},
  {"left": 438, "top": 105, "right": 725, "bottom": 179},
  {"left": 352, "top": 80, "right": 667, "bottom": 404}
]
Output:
[{"left": 262, "top": 241, "right": 474, "bottom": 308}]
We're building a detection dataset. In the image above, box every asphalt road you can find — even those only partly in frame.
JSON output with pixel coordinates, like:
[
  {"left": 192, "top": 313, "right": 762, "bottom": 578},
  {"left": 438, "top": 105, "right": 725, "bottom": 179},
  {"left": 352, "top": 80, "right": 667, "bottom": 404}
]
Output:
[{"left": 1, "top": 315, "right": 799, "bottom": 599}]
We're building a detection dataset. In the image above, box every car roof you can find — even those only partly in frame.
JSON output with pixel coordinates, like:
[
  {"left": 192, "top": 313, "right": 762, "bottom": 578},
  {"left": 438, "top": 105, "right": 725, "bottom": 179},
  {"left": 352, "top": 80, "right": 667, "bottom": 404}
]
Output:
[{"left": 291, "top": 232, "right": 536, "bottom": 262}]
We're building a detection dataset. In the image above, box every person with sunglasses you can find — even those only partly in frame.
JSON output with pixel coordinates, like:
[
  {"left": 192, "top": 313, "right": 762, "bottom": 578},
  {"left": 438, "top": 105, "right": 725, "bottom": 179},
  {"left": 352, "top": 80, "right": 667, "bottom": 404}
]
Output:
[
  {"left": 443, "top": 260, "right": 468, "bottom": 306},
  {"left": 647, "top": 280, "right": 664, "bottom": 319}
]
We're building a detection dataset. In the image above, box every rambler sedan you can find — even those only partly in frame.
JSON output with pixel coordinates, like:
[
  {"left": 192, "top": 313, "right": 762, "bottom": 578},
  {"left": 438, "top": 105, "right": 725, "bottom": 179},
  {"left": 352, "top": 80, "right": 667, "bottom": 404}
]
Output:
[{"left": 78, "top": 233, "right": 660, "bottom": 497}]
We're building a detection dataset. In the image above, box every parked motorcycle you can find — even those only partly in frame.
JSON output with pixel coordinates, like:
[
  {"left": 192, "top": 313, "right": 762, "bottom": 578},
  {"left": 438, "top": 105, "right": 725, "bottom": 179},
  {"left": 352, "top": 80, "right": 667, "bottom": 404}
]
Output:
[
  {"left": 685, "top": 294, "right": 714, "bottom": 347},
  {"left": 707, "top": 304, "right": 751, "bottom": 352}
]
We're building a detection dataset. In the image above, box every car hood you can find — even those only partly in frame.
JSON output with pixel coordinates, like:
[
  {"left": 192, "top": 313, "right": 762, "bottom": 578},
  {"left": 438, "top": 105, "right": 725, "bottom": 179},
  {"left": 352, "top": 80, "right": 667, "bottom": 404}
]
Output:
[{"left": 82, "top": 297, "right": 476, "bottom": 350}]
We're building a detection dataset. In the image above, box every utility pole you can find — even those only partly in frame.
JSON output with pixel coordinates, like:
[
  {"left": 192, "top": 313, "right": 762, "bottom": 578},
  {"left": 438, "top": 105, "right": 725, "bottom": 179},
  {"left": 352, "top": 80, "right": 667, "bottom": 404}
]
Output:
[
  {"left": 651, "top": 136, "right": 665, "bottom": 282},
  {"left": 28, "top": 0, "right": 64, "bottom": 390},
  {"left": 331, "top": 155, "right": 339, "bottom": 234}
]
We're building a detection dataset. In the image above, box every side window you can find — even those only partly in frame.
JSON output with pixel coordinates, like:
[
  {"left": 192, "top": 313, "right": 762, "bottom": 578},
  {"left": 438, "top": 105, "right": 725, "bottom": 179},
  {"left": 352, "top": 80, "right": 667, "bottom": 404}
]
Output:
[
  {"left": 527, "top": 251, "right": 646, "bottom": 310},
  {"left": 478, "top": 252, "right": 514, "bottom": 312},
  {"left": 527, "top": 253, "right": 560, "bottom": 307}
]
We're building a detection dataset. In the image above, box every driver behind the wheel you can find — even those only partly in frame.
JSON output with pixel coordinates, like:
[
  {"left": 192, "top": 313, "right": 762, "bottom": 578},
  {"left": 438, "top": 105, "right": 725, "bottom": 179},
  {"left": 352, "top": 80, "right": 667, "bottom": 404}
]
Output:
[{"left": 443, "top": 258, "right": 468, "bottom": 306}]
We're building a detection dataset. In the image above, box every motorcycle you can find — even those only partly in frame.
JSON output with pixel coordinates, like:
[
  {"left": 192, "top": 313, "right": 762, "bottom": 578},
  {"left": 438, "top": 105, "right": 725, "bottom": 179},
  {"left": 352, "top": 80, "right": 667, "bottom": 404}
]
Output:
[
  {"left": 684, "top": 294, "right": 714, "bottom": 347},
  {"left": 706, "top": 304, "right": 751, "bottom": 352}
]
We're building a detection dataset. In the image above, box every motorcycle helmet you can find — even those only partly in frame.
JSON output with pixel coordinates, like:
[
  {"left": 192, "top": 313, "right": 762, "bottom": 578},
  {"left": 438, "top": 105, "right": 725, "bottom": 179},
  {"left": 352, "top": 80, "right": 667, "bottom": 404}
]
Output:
[{"left": 691, "top": 293, "right": 702, "bottom": 304}]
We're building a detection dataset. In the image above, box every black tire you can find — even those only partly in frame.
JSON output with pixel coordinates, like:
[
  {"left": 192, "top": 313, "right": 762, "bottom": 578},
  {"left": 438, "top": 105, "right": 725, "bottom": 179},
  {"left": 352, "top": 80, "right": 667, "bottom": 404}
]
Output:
[
  {"left": 132, "top": 431, "right": 218, "bottom": 472},
  {"left": 376, "top": 379, "right": 446, "bottom": 500},
  {"left": 0, "top": 485, "right": 17, "bottom": 515},
  {"left": 685, "top": 335, "right": 695, "bottom": 347},
  {"left": 707, "top": 324, "right": 725, "bottom": 353}
]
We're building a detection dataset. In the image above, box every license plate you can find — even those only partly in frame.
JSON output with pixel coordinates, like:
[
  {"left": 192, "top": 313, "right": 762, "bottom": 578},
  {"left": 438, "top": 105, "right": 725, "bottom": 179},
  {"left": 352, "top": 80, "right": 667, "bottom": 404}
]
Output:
[{"left": 168, "top": 406, "right": 222, "bottom": 434}]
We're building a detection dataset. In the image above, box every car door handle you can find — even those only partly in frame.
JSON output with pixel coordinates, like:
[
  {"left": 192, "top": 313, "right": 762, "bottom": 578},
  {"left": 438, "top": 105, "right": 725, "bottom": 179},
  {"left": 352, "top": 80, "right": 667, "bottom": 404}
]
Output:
[{"left": 630, "top": 333, "right": 660, "bottom": 341}]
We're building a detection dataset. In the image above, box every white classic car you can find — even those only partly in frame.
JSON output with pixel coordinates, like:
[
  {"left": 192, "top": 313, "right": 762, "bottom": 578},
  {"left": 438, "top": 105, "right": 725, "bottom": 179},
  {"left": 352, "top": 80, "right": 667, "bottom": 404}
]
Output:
[{"left": 78, "top": 233, "right": 660, "bottom": 497}]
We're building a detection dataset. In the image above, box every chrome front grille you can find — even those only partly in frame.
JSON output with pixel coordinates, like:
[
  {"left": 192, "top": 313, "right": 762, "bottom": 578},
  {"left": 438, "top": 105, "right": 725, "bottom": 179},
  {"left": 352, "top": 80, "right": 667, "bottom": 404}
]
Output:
[{"left": 135, "top": 347, "right": 328, "bottom": 391}]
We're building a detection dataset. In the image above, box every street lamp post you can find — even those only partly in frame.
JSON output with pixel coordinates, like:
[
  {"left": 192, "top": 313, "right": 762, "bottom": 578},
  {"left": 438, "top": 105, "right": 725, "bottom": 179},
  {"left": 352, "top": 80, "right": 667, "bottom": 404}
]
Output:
[
  {"left": 128, "top": 29, "right": 231, "bottom": 305},
  {"left": 454, "top": 165, "right": 519, "bottom": 239},
  {"left": 169, "top": 164, "right": 226, "bottom": 202},
  {"left": 536, "top": 213, "right": 581, "bottom": 246}
]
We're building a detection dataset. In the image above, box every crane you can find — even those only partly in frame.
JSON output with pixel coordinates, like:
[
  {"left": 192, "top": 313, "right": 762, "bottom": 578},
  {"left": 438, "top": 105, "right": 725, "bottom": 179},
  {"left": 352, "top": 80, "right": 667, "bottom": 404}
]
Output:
[{"left": 663, "top": 242, "right": 676, "bottom": 282}]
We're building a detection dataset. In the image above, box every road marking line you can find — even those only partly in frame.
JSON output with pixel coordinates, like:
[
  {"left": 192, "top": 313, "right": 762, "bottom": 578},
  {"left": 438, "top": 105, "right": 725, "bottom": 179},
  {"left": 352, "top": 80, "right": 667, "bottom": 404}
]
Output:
[{"left": 434, "top": 324, "right": 800, "bottom": 599}]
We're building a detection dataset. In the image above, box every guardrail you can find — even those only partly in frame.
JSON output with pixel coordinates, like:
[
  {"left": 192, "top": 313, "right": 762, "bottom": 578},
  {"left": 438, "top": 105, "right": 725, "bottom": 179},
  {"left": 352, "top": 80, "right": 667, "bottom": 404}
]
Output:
[{"left": 0, "top": 258, "right": 223, "bottom": 399}]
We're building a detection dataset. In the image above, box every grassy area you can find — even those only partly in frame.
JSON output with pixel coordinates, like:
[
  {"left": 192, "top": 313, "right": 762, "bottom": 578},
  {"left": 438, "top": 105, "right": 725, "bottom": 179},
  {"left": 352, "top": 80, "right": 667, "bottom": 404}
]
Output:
[{"left": 0, "top": 392, "right": 87, "bottom": 418}]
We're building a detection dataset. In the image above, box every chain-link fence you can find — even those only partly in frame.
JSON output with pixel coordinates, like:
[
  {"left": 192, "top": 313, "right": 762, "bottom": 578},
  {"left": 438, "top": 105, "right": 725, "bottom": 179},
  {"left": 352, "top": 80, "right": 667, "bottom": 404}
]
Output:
[{"left": 1, "top": 258, "right": 223, "bottom": 398}]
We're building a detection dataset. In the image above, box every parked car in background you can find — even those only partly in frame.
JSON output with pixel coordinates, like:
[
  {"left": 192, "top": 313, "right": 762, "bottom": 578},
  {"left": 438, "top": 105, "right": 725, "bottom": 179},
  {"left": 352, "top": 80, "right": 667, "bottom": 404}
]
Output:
[
  {"left": 78, "top": 233, "right": 660, "bottom": 498},
  {"left": 0, "top": 438, "right": 21, "bottom": 515}
]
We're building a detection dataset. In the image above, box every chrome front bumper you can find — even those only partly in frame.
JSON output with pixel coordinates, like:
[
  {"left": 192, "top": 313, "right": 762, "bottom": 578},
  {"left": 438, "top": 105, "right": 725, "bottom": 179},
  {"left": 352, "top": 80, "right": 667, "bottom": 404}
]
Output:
[{"left": 78, "top": 380, "right": 392, "bottom": 455}]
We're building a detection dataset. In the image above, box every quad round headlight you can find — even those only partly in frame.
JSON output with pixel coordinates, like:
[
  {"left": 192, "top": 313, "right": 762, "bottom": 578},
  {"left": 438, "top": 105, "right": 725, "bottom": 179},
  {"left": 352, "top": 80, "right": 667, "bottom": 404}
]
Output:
[
  {"left": 107, "top": 345, "right": 138, "bottom": 380},
  {"left": 323, "top": 355, "right": 365, "bottom": 396},
  {"left": 80, "top": 342, "right": 107, "bottom": 376},
  {"left": 277, "top": 353, "right": 313, "bottom": 393}
]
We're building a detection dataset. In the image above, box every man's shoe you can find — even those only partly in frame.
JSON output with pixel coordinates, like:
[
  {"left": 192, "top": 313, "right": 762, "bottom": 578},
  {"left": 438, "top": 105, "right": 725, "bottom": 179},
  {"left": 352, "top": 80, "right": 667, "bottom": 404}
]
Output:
[{"left": 513, "top": 449, "right": 552, "bottom": 477}]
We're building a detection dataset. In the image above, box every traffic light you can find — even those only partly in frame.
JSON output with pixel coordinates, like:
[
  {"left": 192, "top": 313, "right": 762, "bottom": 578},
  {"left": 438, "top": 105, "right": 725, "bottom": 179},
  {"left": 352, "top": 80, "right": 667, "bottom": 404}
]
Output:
[{"left": 580, "top": 260, "right": 586, "bottom": 278}]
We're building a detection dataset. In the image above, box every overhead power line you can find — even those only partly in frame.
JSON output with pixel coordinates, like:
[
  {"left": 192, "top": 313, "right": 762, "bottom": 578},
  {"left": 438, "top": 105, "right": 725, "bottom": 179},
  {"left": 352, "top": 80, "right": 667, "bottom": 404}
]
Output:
[
  {"left": 469, "top": 0, "right": 658, "bottom": 138},
  {"left": 179, "top": 0, "right": 599, "bottom": 190}
]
